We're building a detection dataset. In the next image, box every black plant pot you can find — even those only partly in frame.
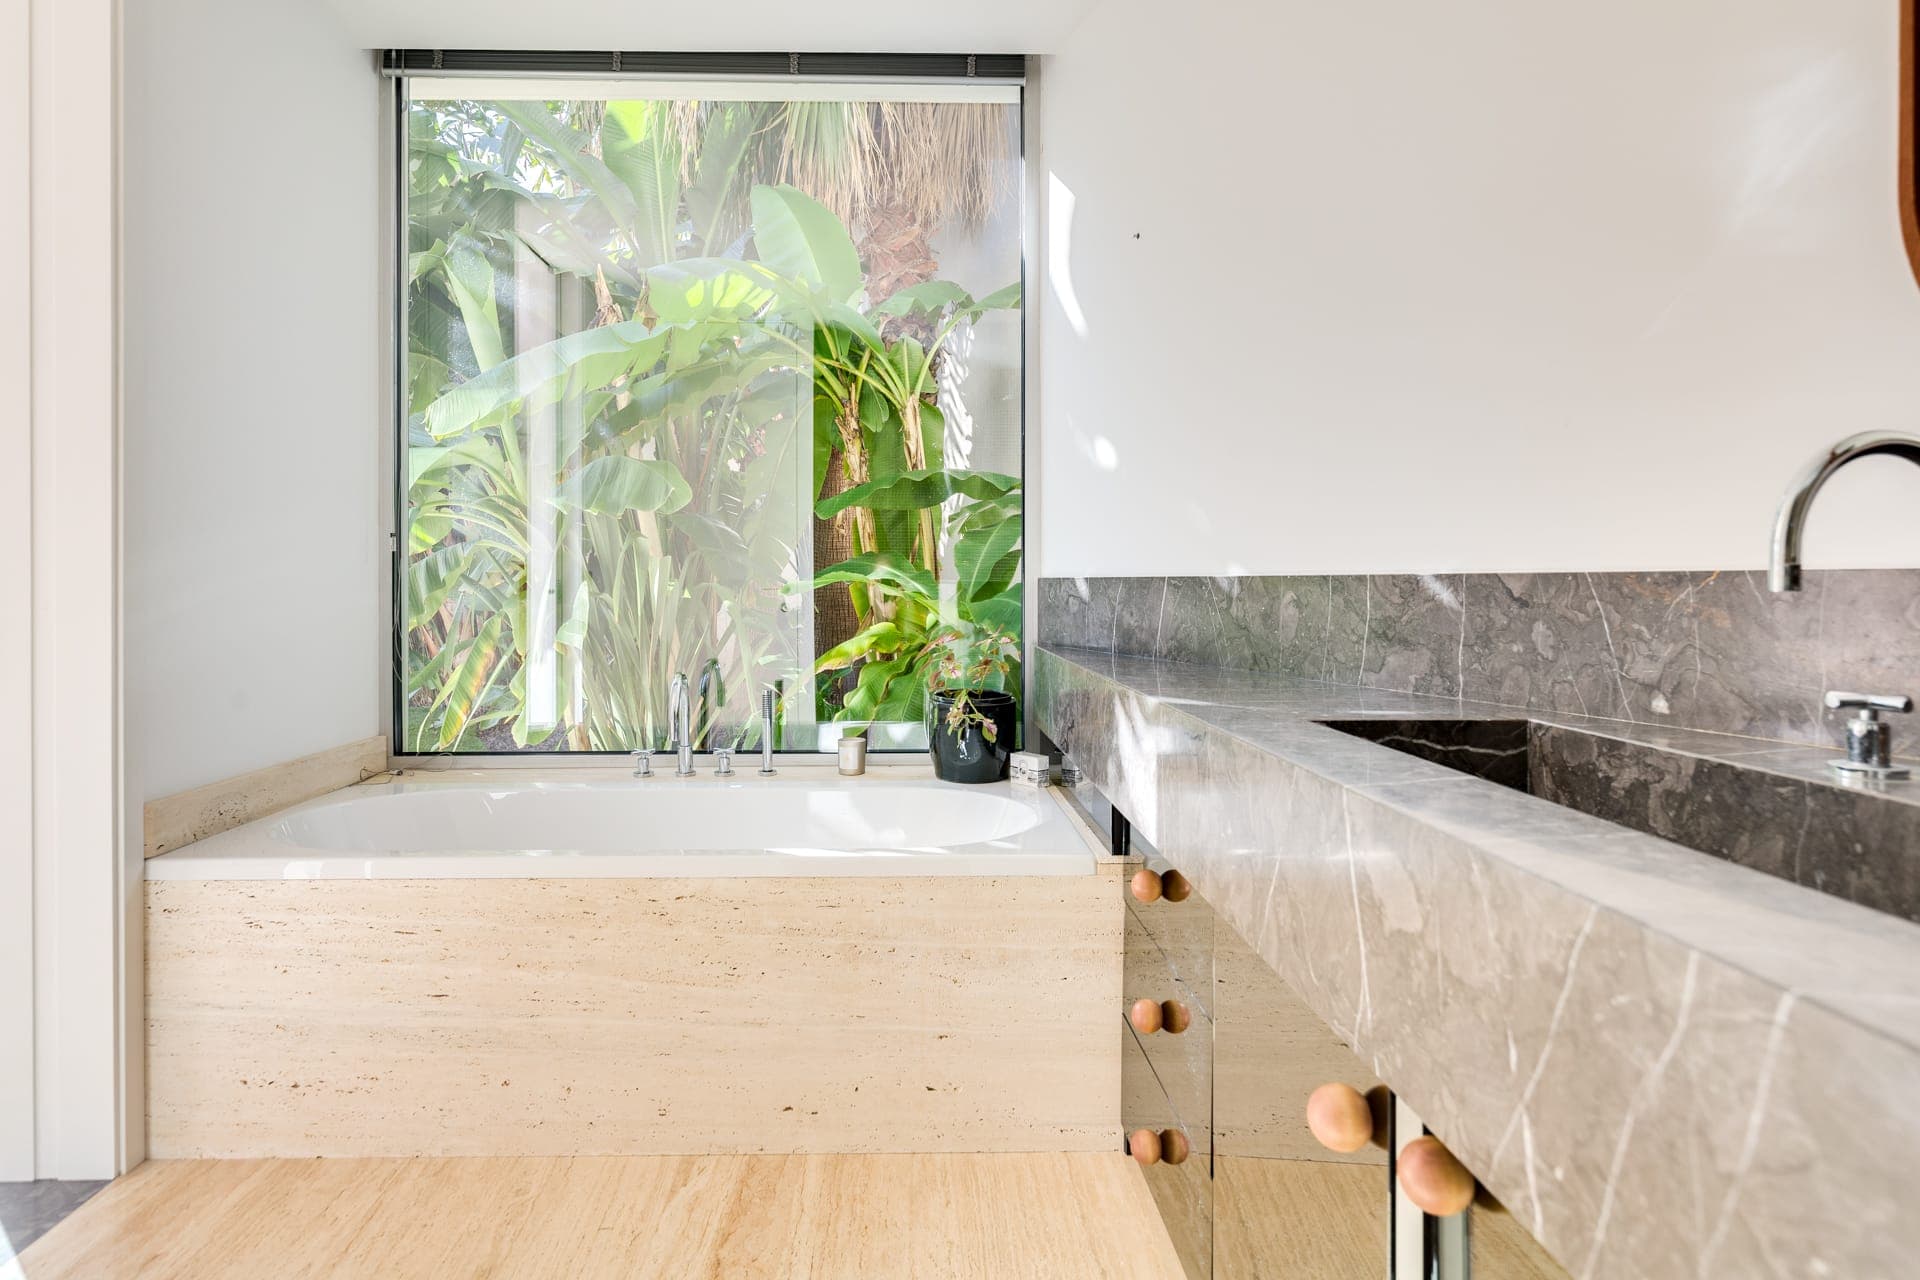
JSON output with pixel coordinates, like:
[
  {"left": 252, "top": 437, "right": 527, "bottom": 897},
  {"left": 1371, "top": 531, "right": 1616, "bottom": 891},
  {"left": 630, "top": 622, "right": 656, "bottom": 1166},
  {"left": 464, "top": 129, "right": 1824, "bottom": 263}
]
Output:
[{"left": 927, "top": 689, "right": 1018, "bottom": 784}]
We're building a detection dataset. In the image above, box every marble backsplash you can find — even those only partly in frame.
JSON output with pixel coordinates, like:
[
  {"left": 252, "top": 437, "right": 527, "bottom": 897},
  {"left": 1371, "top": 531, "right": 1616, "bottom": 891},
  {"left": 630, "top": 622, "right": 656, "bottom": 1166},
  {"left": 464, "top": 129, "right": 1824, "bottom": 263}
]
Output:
[{"left": 1037, "top": 570, "right": 1920, "bottom": 749}]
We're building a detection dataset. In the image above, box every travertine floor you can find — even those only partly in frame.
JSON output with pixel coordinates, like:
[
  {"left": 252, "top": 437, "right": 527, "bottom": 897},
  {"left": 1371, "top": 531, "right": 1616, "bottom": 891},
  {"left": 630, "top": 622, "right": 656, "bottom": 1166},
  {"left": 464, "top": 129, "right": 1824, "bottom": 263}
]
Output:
[{"left": 15, "top": 1153, "right": 1184, "bottom": 1279}]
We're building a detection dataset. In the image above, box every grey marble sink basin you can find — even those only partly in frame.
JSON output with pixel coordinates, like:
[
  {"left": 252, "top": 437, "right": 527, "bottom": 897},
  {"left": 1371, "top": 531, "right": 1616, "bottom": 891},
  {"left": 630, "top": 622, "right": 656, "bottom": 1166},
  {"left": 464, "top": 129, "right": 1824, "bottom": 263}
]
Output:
[{"left": 1321, "top": 717, "right": 1920, "bottom": 922}]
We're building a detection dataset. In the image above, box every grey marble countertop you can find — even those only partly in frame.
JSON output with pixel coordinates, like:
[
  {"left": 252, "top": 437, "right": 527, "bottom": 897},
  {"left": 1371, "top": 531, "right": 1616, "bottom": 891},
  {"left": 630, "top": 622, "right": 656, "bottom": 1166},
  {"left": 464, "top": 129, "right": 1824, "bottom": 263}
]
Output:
[
  {"left": 1035, "top": 644, "right": 1920, "bottom": 1280},
  {"left": 1078, "top": 644, "right": 1920, "bottom": 802}
]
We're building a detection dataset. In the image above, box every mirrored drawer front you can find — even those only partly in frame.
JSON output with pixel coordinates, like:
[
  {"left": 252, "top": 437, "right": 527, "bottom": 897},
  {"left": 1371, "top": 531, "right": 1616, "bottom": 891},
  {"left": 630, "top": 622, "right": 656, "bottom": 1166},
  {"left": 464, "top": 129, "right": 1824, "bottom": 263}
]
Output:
[
  {"left": 1123, "top": 871, "right": 1215, "bottom": 1019},
  {"left": 1214, "top": 916, "right": 1383, "bottom": 1166},
  {"left": 1468, "top": 1205, "right": 1573, "bottom": 1279},
  {"left": 1215, "top": 1153, "right": 1388, "bottom": 1278},
  {"left": 1124, "top": 953, "right": 1210, "bottom": 1152},
  {"left": 1125, "top": 901, "right": 1211, "bottom": 1026},
  {"left": 1214, "top": 916, "right": 1391, "bottom": 1279},
  {"left": 1123, "top": 1023, "right": 1210, "bottom": 1280}
]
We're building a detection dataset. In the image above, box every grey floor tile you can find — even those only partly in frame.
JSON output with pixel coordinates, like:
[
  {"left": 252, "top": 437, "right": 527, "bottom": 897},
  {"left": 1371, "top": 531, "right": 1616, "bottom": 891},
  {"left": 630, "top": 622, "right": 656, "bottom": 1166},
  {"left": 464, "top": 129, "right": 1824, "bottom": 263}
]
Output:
[{"left": 0, "top": 1178, "right": 110, "bottom": 1263}]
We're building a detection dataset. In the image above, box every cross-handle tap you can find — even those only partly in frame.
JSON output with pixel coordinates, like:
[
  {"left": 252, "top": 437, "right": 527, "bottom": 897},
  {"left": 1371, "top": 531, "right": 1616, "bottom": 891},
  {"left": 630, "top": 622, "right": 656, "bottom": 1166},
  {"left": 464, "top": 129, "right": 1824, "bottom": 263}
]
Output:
[
  {"left": 669, "top": 672, "right": 696, "bottom": 777},
  {"left": 1824, "top": 691, "right": 1913, "bottom": 780}
]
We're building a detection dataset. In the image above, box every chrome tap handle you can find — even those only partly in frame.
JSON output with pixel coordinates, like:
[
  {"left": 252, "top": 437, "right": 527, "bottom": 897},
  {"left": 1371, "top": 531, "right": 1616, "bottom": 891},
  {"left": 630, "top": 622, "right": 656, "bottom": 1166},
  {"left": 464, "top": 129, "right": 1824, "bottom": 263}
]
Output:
[
  {"left": 631, "top": 749, "right": 654, "bottom": 779},
  {"left": 713, "top": 747, "right": 736, "bottom": 778},
  {"left": 1824, "top": 690, "right": 1912, "bottom": 776},
  {"left": 1824, "top": 692, "right": 1914, "bottom": 716}
]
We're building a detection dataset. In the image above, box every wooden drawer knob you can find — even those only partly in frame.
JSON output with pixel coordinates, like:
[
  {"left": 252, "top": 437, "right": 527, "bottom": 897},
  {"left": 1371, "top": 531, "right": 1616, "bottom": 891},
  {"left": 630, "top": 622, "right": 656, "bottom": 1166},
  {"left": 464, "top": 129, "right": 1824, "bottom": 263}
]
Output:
[
  {"left": 1161, "top": 870, "right": 1192, "bottom": 902},
  {"left": 1398, "top": 1136, "right": 1476, "bottom": 1217},
  {"left": 1128, "top": 998, "right": 1163, "bottom": 1034},
  {"left": 1306, "top": 1083, "right": 1376, "bottom": 1153},
  {"left": 1130, "top": 869, "right": 1163, "bottom": 903},
  {"left": 1128, "top": 1128, "right": 1189, "bottom": 1166},
  {"left": 1129, "top": 998, "right": 1193, "bottom": 1035}
]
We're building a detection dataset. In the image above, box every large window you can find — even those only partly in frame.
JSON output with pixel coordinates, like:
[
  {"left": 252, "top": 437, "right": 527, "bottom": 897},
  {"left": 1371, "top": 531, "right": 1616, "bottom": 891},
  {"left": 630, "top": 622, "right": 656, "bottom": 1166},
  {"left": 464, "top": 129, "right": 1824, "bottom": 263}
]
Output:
[{"left": 397, "top": 75, "right": 1023, "bottom": 754}]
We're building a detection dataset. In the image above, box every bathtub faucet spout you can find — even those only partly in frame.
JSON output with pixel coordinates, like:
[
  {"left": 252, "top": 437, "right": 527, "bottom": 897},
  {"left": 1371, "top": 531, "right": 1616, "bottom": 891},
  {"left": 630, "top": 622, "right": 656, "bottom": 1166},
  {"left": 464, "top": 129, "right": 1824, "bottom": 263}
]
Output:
[
  {"left": 758, "top": 686, "right": 778, "bottom": 776},
  {"left": 669, "top": 672, "right": 696, "bottom": 777}
]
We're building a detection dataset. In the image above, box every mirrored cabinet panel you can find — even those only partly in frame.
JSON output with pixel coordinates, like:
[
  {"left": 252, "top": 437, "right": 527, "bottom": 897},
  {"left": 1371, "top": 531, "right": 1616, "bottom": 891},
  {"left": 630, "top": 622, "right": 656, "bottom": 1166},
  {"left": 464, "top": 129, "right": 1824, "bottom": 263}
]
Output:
[
  {"left": 1115, "top": 835, "right": 1576, "bottom": 1280},
  {"left": 1463, "top": 1205, "right": 1573, "bottom": 1279},
  {"left": 1214, "top": 912, "right": 1389, "bottom": 1278},
  {"left": 1123, "top": 1021, "right": 1211, "bottom": 1279},
  {"left": 1123, "top": 854, "right": 1214, "bottom": 1280}
]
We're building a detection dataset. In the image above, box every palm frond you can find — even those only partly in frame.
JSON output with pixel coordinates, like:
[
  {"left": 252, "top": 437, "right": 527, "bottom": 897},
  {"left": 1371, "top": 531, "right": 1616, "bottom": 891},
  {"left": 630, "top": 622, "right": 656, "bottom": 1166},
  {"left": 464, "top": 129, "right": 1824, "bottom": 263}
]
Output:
[
  {"left": 774, "top": 102, "right": 878, "bottom": 227},
  {"left": 870, "top": 102, "right": 1013, "bottom": 232}
]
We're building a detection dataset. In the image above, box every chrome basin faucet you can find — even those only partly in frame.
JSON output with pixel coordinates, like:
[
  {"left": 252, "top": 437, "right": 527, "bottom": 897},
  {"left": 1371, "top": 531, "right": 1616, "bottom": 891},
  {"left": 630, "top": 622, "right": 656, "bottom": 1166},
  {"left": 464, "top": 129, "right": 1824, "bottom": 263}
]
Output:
[
  {"left": 1824, "top": 691, "right": 1913, "bottom": 779},
  {"left": 668, "top": 672, "right": 696, "bottom": 777},
  {"left": 1768, "top": 431, "right": 1920, "bottom": 591}
]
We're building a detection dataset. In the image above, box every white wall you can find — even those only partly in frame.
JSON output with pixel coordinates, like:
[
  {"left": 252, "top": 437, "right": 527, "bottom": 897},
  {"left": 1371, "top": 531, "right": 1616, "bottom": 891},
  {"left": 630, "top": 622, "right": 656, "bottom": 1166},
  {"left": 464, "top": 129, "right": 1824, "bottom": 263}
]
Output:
[
  {"left": 1, "top": 0, "right": 36, "bottom": 1183},
  {"left": 125, "top": 0, "right": 383, "bottom": 798},
  {"left": 1038, "top": 0, "right": 1920, "bottom": 576},
  {"left": 4, "top": 0, "right": 127, "bottom": 1181}
]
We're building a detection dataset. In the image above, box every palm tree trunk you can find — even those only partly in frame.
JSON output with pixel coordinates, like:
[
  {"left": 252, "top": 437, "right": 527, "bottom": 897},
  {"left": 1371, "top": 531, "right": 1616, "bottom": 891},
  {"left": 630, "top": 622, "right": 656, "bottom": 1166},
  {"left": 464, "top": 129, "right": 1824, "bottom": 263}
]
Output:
[{"left": 812, "top": 441, "right": 858, "bottom": 659}]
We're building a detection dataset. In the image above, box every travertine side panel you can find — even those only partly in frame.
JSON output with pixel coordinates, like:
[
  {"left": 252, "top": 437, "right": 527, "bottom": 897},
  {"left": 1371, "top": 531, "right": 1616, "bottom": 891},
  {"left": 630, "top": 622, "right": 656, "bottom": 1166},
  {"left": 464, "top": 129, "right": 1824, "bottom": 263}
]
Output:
[
  {"left": 143, "top": 735, "right": 388, "bottom": 858},
  {"left": 147, "top": 875, "right": 1118, "bottom": 1157},
  {"left": 1036, "top": 646, "right": 1920, "bottom": 1280}
]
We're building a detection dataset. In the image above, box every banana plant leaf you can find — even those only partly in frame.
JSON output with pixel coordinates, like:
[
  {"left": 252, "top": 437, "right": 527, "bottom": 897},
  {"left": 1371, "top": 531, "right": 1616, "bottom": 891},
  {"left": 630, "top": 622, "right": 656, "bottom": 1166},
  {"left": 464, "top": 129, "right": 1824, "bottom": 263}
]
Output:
[
  {"left": 437, "top": 232, "right": 507, "bottom": 371},
  {"left": 560, "top": 456, "right": 694, "bottom": 517},
  {"left": 965, "top": 587, "right": 1023, "bottom": 634},
  {"left": 751, "top": 184, "right": 863, "bottom": 305},
  {"left": 815, "top": 621, "right": 919, "bottom": 672},
  {"left": 599, "top": 101, "right": 681, "bottom": 270},
  {"left": 803, "top": 552, "right": 937, "bottom": 600},
  {"left": 814, "top": 469, "right": 1019, "bottom": 520},
  {"left": 871, "top": 280, "right": 971, "bottom": 316},
  {"left": 424, "top": 321, "right": 682, "bottom": 438},
  {"left": 954, "top": 515, "right": 1024, "bottom": 602}
]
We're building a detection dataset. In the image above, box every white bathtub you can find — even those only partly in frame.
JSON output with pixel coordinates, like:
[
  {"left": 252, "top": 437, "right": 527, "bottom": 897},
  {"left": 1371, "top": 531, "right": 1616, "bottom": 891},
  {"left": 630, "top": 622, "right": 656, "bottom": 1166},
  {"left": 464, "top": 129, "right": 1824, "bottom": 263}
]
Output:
[{"left": 144, "top": 770, "right": 1102, "bottom": 879}]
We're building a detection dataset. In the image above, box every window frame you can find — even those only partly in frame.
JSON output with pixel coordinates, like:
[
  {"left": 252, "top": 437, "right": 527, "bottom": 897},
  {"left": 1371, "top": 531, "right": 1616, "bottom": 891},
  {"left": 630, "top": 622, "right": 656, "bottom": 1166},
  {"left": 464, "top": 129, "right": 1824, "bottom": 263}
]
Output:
[{"left": 383, "top": 66, "right": 1029, "bottom": 767}]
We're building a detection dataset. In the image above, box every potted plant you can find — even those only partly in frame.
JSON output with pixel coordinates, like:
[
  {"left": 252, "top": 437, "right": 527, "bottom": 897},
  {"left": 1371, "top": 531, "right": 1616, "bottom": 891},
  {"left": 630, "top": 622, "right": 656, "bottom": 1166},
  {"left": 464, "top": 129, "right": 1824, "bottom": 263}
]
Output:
[{"left": 925, "top": 624, "right": 1020, "bottom": 783}]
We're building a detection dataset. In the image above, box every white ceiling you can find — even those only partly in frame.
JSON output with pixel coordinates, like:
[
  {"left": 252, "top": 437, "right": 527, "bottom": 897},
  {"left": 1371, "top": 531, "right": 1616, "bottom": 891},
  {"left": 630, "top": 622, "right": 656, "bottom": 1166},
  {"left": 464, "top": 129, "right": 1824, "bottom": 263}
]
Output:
[{"left": 322, "top": 0, "right": 1103, "bottom": 55}]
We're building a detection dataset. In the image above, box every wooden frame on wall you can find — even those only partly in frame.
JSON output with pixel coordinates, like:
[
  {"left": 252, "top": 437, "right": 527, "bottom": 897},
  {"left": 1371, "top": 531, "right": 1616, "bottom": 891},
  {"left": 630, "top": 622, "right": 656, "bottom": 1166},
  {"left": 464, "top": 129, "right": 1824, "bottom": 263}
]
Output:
[{"left": 1904, "top": 0, "right": 1920, "bottom": 287}]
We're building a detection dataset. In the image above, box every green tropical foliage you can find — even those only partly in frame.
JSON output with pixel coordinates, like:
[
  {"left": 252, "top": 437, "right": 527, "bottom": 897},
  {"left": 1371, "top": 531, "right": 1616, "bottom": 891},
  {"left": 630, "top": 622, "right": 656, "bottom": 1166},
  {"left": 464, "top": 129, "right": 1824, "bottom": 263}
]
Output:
[{"left": 403, "top": 95, "right": 1021, "bottom": 753}]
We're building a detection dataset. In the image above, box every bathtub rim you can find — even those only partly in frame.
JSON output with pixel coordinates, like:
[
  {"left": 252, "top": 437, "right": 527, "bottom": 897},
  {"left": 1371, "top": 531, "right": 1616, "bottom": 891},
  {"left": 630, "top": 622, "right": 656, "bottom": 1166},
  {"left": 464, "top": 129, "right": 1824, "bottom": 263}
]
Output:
[{"left": 143, "top": 768, "right": 1114, "bottom": 882}]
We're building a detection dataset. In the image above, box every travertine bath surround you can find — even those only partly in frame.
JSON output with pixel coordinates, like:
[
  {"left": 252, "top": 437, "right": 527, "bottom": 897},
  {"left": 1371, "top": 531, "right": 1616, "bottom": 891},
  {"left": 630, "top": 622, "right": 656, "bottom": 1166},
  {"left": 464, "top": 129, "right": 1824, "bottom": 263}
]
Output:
[
  {"left": 143, "top": 735, "right": 388, "bottom": 858},
  {"left": 146, "top": 875, "right": 1119, "bottom": 1158}
]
